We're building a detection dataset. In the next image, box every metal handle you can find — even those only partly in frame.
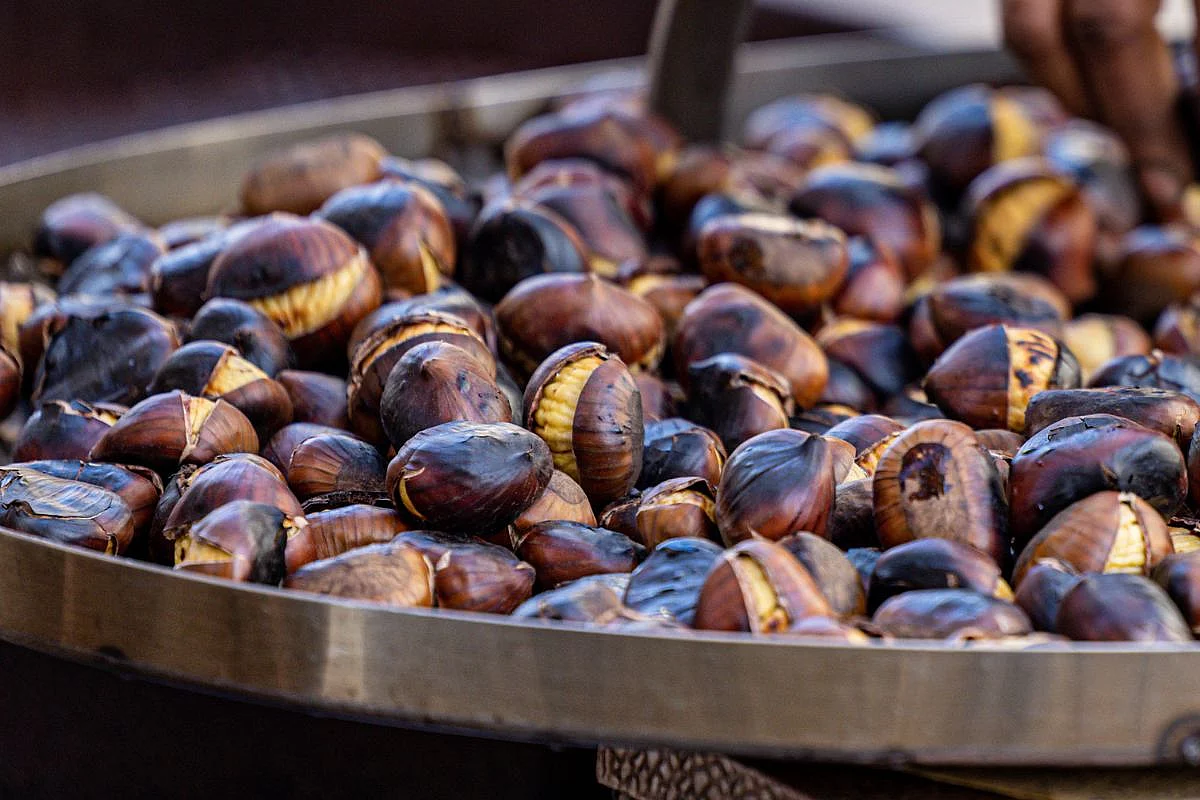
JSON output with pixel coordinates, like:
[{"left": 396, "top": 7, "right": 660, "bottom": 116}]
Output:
[{"left": 646, "top": 0, "right": 755, "bottom": 142}]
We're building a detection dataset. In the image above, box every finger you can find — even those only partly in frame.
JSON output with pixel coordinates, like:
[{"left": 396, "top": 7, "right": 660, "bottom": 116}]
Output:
[
  {"left": 1000, "top": 0, "right": 1091, "bottom": 116},
  {"left": 1067, "top": 0, "right": 1193, "bottom": 220}
]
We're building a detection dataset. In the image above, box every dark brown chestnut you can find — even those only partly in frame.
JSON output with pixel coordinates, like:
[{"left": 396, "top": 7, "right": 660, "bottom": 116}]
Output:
[
  {"left": 872, "top": 589, "right": 1032, "bottom": 640},
  {"left": 347, "top": 285, "right": 497, "bottom": 358},
  {"left": 1013, "top": 558, "right": 1082, "bottom": 632},
  {"left": 685, "top": 353, "right": 793, "bottom": 452},
  {"left": 867, "top": 538, "right": 1011, "bottom": 613},
  {"left": 693, "top": 539, "right": 833, "bottom": 633},
  {"left": 0, "top": 465, "right": 135, "bottom": 554},
  {"left": 0, "top": 281, "right": 55, "bottom": 360},
  {"left": 624, "top": 271, "right": 706, "bottom": 342},
  {"left": 832, "top": 237, "right": 906, "bottom": 323},
  {"left": 392, "top": 530, "right": 535, "bottom": 613},
  {"left": 634, "top": 477, "right": 719, "bottom": 548},
  {"left": 1101, "top": 225, "right": 1200, "bottom": 325},
  {"left": 20, "top": 459, "right": 161, "bottom": 543},
  {"left": 817, "top": 319, "right": 921, "bottom": 407},
  {"left": 778, "top": 532, "right": 867, "bottom": 618},
  {"left": 633, "top": 373, "right": 678, "bottom": 423},
  {"left": 286, "top": 433, "right": 385, "bottom": 502},
  {"left": 157, "top": 216, "right": 230, "bottom": 250},
  {"left": 387, "top": 421, "right": 552, "bottom": 533},
  {"left": 1024, "top": 386, "right": 1199, "bottom": 449},
  {"left": 638, "top": 419, "right": 726, "bottom": 490},
  {"left": 187, "top": 297, "right": 295, "bottom": 377},
  {"left": 824, "top": 414, "right": 905, "bottom": 457},
  {"left": 515, "top": 520, "right": 645, "bottom": 589},
  {"left": 58, "top": 230, "right": 165, "bottom": 300},
  {"left": 275, "top": 370, "right": 349, "bottom": 429},
  {"left": 623, "top": 537, "right": 723, "bottom": 625},
  {"left": 32, "top": 193, "right": 140, "bottom": 273},
  {"left": 508, "top": 469, "right": 596, "bottom": 539},
  {"left": 1088, "top": 350, "right": 1200, "bottom": 405},
  {"left": 1152, "top": 552, "right": 1200, "bottom": 633},
  {"left": 828, "top": 478, "right": 880, "bottom": 550},
  {"left": 239, "top": 133, "right": 386, "bottom": 216},
  {"left": 872, "top": 420, "right": 1008, "bottom": 566},
  {"left": 261, "top": 422, "right": 350, "bottom": 474},
  {"left": 1055, "top": 573, "right": 1192, "bottom": 642},
  {"left": 13, "top": 400, "right": 125, "bottom": 462},
  {"left": 596, "top": 492, "right": 642, "bottom": 541},
  {"left": 516, "top": 181, "right": 646, "bottom": 277},
  {"left": 285, "top": 504, "right": 410, "bottom": 573},
  {"left": 173, "top": 499, "right": 298, "bottom": 583},
  {"left": 512, "top": 574, "right": 659, "bottom": 628},
  {"left": 743, "top": 94, "right": 874, "bottom": 153},
  {"left": 284, "top": 542, "right": 433, "bottom": 607}
]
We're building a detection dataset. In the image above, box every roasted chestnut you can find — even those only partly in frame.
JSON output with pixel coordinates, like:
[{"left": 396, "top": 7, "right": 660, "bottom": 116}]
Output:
[
  {"left": 32, "top": 193, "right": 140, "bottom": 275},
  {"left": 638, "top": 419, "right": 725, "bottom": 490},
  {"left": 523, "top": 342, "right": 643, "bottom": 507},
  {"left": 387, "top": 421, "right": 552, "bottom": 533},
  {"left": 623, "top": 537, "right": 723, "bottom": 625},
  {"left": 923, "top": 324, "right": 1080, "bottom": 432},
  {"left": 172, "top": 499, "right": 298, "bottom": 583},
  {"left": 685, "top": 353, "right": 793, "bottom": 452},
  {"left": 59, "top": 230, "right": 165, "bottom": 300},
  {"left": 872, "top": 589, "right": 1032, "bottom": 640},
  {"left": 275, "top": 370, "right": 349, "bottom": 429},
  {"left": 512, "top": 573, "right": 658, "bottom": 627},
  {"left": 633, "top": 477, "right": 719, "bottom": 548},
  {"left": 286, "top": 432, "right": 385, "bottom": 502},
  {"left": 285, "top": 504, "right": 410, "bottom": 573},
  {"left": 1055, "top": 573, "right": 1192, "bottom": 642},
  {"left": 818, "top": 319, "right": 921, "bottom": 408},
  {"left": 515, "top": 520, "right": 645, "bottom": 588},
  {"left": 187, "top": 297, "right": 295, "bottom": 377},
  {"left": 13, "top": 400, "right": 124, "bottom": 462},
  {"left": 828, "top": 478, "right": 880, "bottom": 550},
  {"left": 20, "top": 459, "right": 161, "bottom": 542},
  {"left": 284, "top": 542, "right": 433, "bottom": 607},
  {"left": 239, "top": 133, "right": 386, "bottom": 216},
  {"left": 867, "top": 538, "right": 1011, "bottom": 613},
  {"left": 392, "top": 530, "right": 535, "bottom": 613},
  {"left": 597, "top": 492, "right": 642, "bottom": 540},
  {"left": 692, "top": 539, "right": 833, "bottom": 633},
  {"left": 0, "top": 465, "right": 135, "bottom": 554},
  {"left": 1102, "top": 225, "right": 1200, "bottom": 325},
  {"left": 1024, "top": 387, "right": 1199, "bottom": 449},
  {"left": 508, "top": 469, "right": 596, "bottom": 539},
  {"left": 1152, "top": 553, "right": 1200, "bottom": 633},
  {"left": 516, "top": 179, "right": 646, "bottom": 276},
  {"left": 1088, "top": 350, "right": 1200, "bottom": 405},
  {"left": 261, "top": 422, "right": 349, "bottom": 474},
  {"left": 633, "top": 373, "right": 678, "bottom": 423},
  {"left": 1013, "top": 558, "right": 1082, "bottom": 632},
  {"left": 778, "top": 532, "right": 866, "bottom": 618},
  {"left": 347, "top": 285, "right": 496, "bottom": 357},
  {"left": 831, "top": 237, "right": 905, "bottom": 323},
  {"left": 0, "top": 281, "right": 55, "bottom": 358},
  {"left": 743, "top": 93, "right": 874, "bottom": 153}
]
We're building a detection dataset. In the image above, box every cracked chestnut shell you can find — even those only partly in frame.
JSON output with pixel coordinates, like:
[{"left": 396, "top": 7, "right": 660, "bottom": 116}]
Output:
[
  {"left": 1102, "top": 225, "right": 1200, "bottom": 325},
  {"left": 1063, "top": 313, "right": 1150, "bottom": 383},
  {"left": 779, "top": 531, "right": 866, "bottom": 618},
  {"left": 275, "top": 370, "right": 349, "bottom": 429},
  {"left": 866, "top": 538, "right": 1010, "bottom": 614},
  {"left": 924, "top": 324, "right": 1080, "bottom": 432},
  {"left": 515, "top": 520, "right": 645, "bottom": 589},
  {"left": 285, "top": 504, "right": 410, "bottom": 574},
  {"left": 239, "top": 133, "right": 386, "bottom": 216},
  {"left": 674, "top": 283, "right": 828, "bottom": 409},
  {"left": 13, "top": 400, "right": 124, "bottom": 462},
  {"left": 523, "top": 342, "right": 643, "bottom": 507},
  {"left": 496, "top": 274, "right": 664, "bottom": 379},
  {"left": 1055, "top": 573, "right": 1192, "bottom": 642},
  {"left": 872, "top": 420, "right": 1009, "bottom": 566},
  {"left": 638, "top": 419, "right": 726, "bottom": 490},
  {"left": 59, "top": 230, "right": 164, "bottom": 302},
  {"left": 623, "top": 537, "right": 723, "bottom": 625},
  {"left": 509, "top": 469, "right": 596, "bottom": 539},
  {"left": 789, "top": 162, "right": 940, "bottom": 280},
  {"left": 20, "top": 459, "right": 161, "bottom": 544},
  {"left": 33, "top": 193, "right": 140, "bottom": 272},
  {"left": 697, "top": 213, "right": 847, "bottom": 316},
  {"left": 693, "top": 539, "right": 833, "bottom": 633},
  {"left": 89, "top": 390, "right": 259, "bottom": 474},
  {"left": 0, "top": 465, "right": 135, "bottom": 554},
  {"left": 393, "top": 530, "right": 535, "bottom": 613},
  {"left": 1087, "top": 350, "right": 1200, "bottom": 405},
  {"left": 187, "top": 297, "right": 295, "bottom": 378},
  {"left": 285, "top": 541, "right": 433, "bottom": 607},
  {"left": 634, "top": 476, "right": 720, "bottom": 548},
  {"left": 1024, "top": 387, "right": 1199, "bottom": 449},
  {"left": 286, "top": 432, "right": 385, "bottom": 502},
  {"left": 686, "top": 353, "right": 793, "bottom": 452},
  {"left": 349, "top": 310, "right": 494, "bottom": 445},
  {"left": 206, "top": 214, "right": 382, "bottom": 370},
  {"left": 173, "top": 499, "right": 299, "bottom": 583},
  {"left": 150, "top": 340, "right": 293, "bottom": 439},
  {"left": 872, "top": 589, "right": 1032, "bottom": 640},
  {"left": 743, "top": 93, "right": 875, "bottom": 153},
  {"left": 716, "top": 428, "right": 839, "bottom": 544},
  {"left": 316, "top": 180, "right": 455, "bottom": 294},
  {"left": 379, "top": 340, "right": 510, "bottom": 449},
  {"left": 1009, "top": 414, "right": 1187, "bottom": 549},
  {"left": 387, "top": 420, "right": 552, "bottom": 533},
  {"left": 347, "top": 285, "right": 496, "bottom": 358},
  {"left": 824, "top": 414, "right": 904, "bottom": 457},
  {"left": 1013, "top": 491, "right": 1172, "bottom": 586}
]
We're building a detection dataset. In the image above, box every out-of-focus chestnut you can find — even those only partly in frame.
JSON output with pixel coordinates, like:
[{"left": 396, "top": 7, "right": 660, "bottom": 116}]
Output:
[
  {"left": 633, "top": 373, "right": 678, "bottom": 423},
  {"left": 515, "top": 520, "right": 645, "bottom": 588},
  {"left": 674, "top": 283, "right": 828, "bottom": 408},
  {"left": 0, "top": 465, "right": 135, "bottom": 554},
  {"left": 13, "top": 400, "right": 124, "bottom": 462},
  {"left": 513, "top": 573, "right": 663, "bottom": 628},
  {"left": 831, "top": 237, "right": 905, "bottom": 323},
  {"left": 634, "top": 477, "right": 719, "bottom": 548},
  {"left": 32, "top": 193, "right": 140, "bottom": 274},
  {"left": 867, "top": 538, "right": 1011, "bottom": 613},
  {"left": 693, "top": 539, "right": 833, "bottom": 633},
  {"left": 828, "top": 478, "right": 880, "bottom": 550},
  {"left": 818, "top": 319, "right": 921, "bottom": 408},
  {"left": 516, "top": 180, "right": 646, "bottom": 277},
  {"left": 0, "top": 281, "right": 55, "bottom": 358},
  {"left": 974, "top": 428, "right": 1026, "bottom": 457},
  {"left": 1153, "top": 297, "right": 1200, "bottom": 357},
  {"left": 59, "top": 230, "right": 165, "bottom": 301},
  {"left": 1013, "top": 558, "right": 1082, "bottom": 632},
  {"left": 1153, "top": 552, "right": 1200, "bottom": 633},
  {"left": 686, "top": 353, "right": 793, "bottom": 452},
  {"left": 275, "top": 370, "right": 349, "bottom": 429},
  {"left": 1087, "top": 350, "right": 1200, "bottom": 405},
  {"left": 1102, "top": 225, "right": 1200, "bottom": 324},
  {"left": 1055, "top": 573, "right": 1192, "bottom": 642},
  {"left": 285, "top": 504, "right": 410, "bottom": 573},
  {"left": 239, "top": 133, "right": 386, "bottom": 216},
  {"left": 872, "top": 589, "right": 1032, "bottom": 640},
  {"left": 284, "top": 542, "right": 433, "bottom": 607},
  {"left": 779, "top": 532, "right": 866, "bottom": 618},
  {"left": 623, "top": 537, "right": 723, "bottom": 625},
  {"left": 623, "top": 270, "right": 706, "bottom": 342},
  {"left": 286, "top": 432, "right": 385, "bottom": 502},
  {"left": 873, "top": 420, "right": 1008, "bottom": 566},
  {"left": 387, "top": 421, "right": 552, "bottom": 533},
  {"left": 923, "top": 324, "right": 1080, "bottom": 432},
  {"left": 1062, "top": 313, "right": 1151, "bottom": 383},
  {"left": 1024, "top": 386, "right": 1199, "bottom": 449},
  {"left": 89, "top": 390, "right": 259, "bottom": 474},
  {"left": 638, "top": 419, "right": 725, "bottom": 490},
  {"left": 524, "top": 342, "right": 643, "bottom": 507},
  {"left": 743, "top": 94, "right": 874, "bottom": 153}
]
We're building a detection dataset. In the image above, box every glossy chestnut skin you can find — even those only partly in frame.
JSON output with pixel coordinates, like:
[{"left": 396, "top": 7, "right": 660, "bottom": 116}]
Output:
[
  {"left": 31, "top": 303, "right": 179, "bottom": 406},
  {"left": 507, "top": 469, "right": 596, "bottom": 540},
  {"left": 1102, "top": 225, "right": 1200, "bottom": 325},
  {"left": 693, "top": 539, "right": 833, "bottom": 633},
  {"left": 286, "top": 433, "right": 385, "bottom": 502},
  {"left": 1152, "top": 553, "right": 1200, "bottom": 633},
  {"left": 516, "top": 181, "right": 646, "bottom": 277},
  {"left": 832, "top": 237, "right": 905, "bottom": 324},
  {"left": 1088, "top": 350, "right": 1200, "bottom": 405},
  {"left": 32, "top": 193, "right": 140, "bottom": 271},
  {"left": 523, "top": 342, "right": 643, "bottom": 508},
  {"left": 206, "top": 215, "right": 382, "bottom": 370},
  {"left": 513, "top": 574, "right": 662, "bottom": 628},
  {"left": 823, "top": 414, "right": 904, "bottom": 455},
  {"left": 496, "top": 274, "right": 664, "bottom": 378},
  {"left": 392, "top": 530, "right": 535, "bottom": 613},
  {"left": 1055, "top": 573, "right": 1192, "bottom": 642},
  {"left": 685, "top": 353, "right": 793, "bottom": 452},
  {"left": 285, "top": 542, "right": 434, "bottom": 607},
  {"left": 149, "top": 228, "right": 235, "bottom": 318},
  {"left": 1012, "top": 491, "right": 1172, "bottom": 586},
  {"left": 172, "top": 499, "right": 299, "bottom": 583},
  {"left": 828, "top": 478, "right": 880, "bottom": 550},
  {"left": 261, "top": 422, "right": 349, "bottom": 474},
  {"left": 716, "top": 429, "right": 839, "bottom": 544},
  {"left": 316, "top": 180, "right": 455, "bottom": 294},
  {"left": 510, "top": 157, "right": 649, "bottom": 234},
  {"left": 1008, "top": 414, "right": 1187, "bottom": 548},
  {"left": 696, "top": 213, "right": 848, "bottom": 315},
  {"left": 638, "top": 419, "right": 726, "bottom": 490},
  {"left": 89, "top": 390, "right": 259, "bottom": 475},
  {"left": 20, "top": 459, "right": 162, "bottom": 542},
  {"left": 924, "top": 324, "right": 1080, "bottom": 432},
  {"left": 387, "top": 421, "right": 552, "bottom": 533},
  {"left": 515, "top": 520, "right": 645, "bottom": 589},
  {"left": 13, "top": 400, "right": 125, "bottom": 462},
  {"left": 873, "top": 420, "right": 1009, "bottom": 566},
  {"left": 239, "top": 133, "right": 386, "bottom": 216},
  {"left": 461, "top": 199, "right": 589, "bottom": 303},
  {"left": 285, "top": 504, "right": 410, "bottom": 574},
  {"left": 789, "top": 163, "right": 940, "bottom": 280},
  {"left": 867, "top": 538, "right": 1011, "bottom": 614},
  {"left": 347, "top": 285, "right": 497, "bottom": 358},
  {"left": 1024, "top": 387, "right": 1200, "bottom": 449},
  {"left": 818, "top": 320, "right": 921, "bottom": 408},
  {"left": 187, "top": 298, "right": 295, "bottom": 377},
  {"left": 0, "top": 465, "right": 135, "bottom": 554},
  {"left": 633, "top": 477, "right": 720, "bottom": 548},
  {"left": 157, "top": 215, "right": 229, "bottom": 250},
  {"left": 1013, "top": 558, "right": 1082, "bottom": 632},
  {"left": 779, "top": 532, "right": 867, "bottom": 618},
  {"left": 623, "top": 537, "right": 723, "bottom": 625},
  {"left": 1062, "top": 313, "right": 1151, "bottom": 383},
  {"left": 59, "top": 230, "right": 165, "bottom": 300},
  {"left": 275, "top": 370, "right": 349, "bottom": 429},
  {"left": 872, "top": 589, "right": 1032, "bottom": 640},
  {"left": 674, "top": 283, "right": 828, "bottom": 409}
]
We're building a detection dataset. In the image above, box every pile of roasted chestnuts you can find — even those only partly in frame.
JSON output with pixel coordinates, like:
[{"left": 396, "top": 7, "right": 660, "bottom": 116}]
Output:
[{"left": 9, "top": 79, "right": 1200, "bottom": 645}]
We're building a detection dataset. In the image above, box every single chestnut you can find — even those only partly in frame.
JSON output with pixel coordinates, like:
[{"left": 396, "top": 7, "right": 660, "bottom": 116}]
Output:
[
  {"left": 867, "top": 538, "right": 1011, "bottom": 613},
  {"left": 623, "top": 537, "right": 723, "bottom": 625},
  {"left": 0, "top": 465, "right": 135, "bottom": 554},
  {"left": 596, "top": 492, "right": 643, "bottom": 541},
  {"left": 685, "top": 353, "right": 793, "bottom": 452},
  {"left": 187, "top": 297, "right": 295, "bottom": 377},
  {"left": 392, "top": 530, "right": 535, "bottom": 613},
  {"left": 20, "top": 459, "right": 162, "bottom": 542},
  {"left": 285, "top": 504, "right": 410, "bottom": 573},
  {"left": 692, "top": 539, "right": 833, "bottom": 633},
  {"left": 32, "top": 193, "right": 140, "bottom": 272},
  {"left": 1088, "top": 350, "right": 1200, "bottom": 405},
  {"left": 1062, "top": 314, "right": 1151, "bottom": 383},
  {"left": 285, "top": 432, "right": 385, "bottom": 502},
  {"left": 512, "top": 574, "right": 658, "bottom": 627},
  {"left": 1055, "top": 573, "right": 1192, "bottom": 642},
  {"left": 832, "top": 237, "right": 905, "bottom": 323},
  {"left": 1101, "top": 225, "right": 1200, "bottom": 325},
  {"left": 275, "top": 370, "right": 349, "bottom": 429},
  {"left": 516, "top": 180, "right": 646, "bottom": 276},
  {"left": 778, "top": 532, "right": 867, "bottom": 618},
  {"left": 633, "top": 373, "right": 678, "bottom": 423},
  {"left": 1024, "top": 386, "right": 1199, "bottom": 449},
  {"left": 59, "top": 230, "right": 165, "bottom": 300},
  {"left": 638, "top": 419, "right": 725, "bottom": 490},
  {"left": 634, "top": 477, "right": 720, "bottom": 548},
  {"left": 261, "top": 422, "right": 350, "bottom": 474},
  {"left": 347, "top": 284, "right": 497, "bottom": 357},
  {"left": 872, "top": 589, "right": 1032, "bottom": 640},
  {"left": 239, "top": 133, "right": 386, "bottom": 216},
  {"left": 508, "top": 469, "right": 596, "bottom": 539},
  {"left": 818, "top": 319, "right": 921, "bottom": 407},
  {"left": 1153, "top": 552, "right": 1200, "bottom": 633},
  {"left": 0, "top": 281, "right": 56, "bottom": 358},
  {"left": 515, "top": 520, "right": 645, "bottom": 588},
  {"left": 828, "top": 478, "right": 880, "bottom": 550},
  {"left": 743, "top": 94, "right": 874, "bottom": 153},
  {"left": 284, "top": 542, "right": 433, "bottom": 607},
  {"left": 13, "top": 400, "right": 125, "bottom": 462},
  {"left": 1013, "top": 558, "right": 1082, "bottom": 632},
  {"left": 172, "top": 499, "right": 299, "bottom": 583}
]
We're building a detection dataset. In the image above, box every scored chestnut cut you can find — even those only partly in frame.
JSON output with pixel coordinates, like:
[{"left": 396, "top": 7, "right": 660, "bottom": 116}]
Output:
[
  {"left": 696, "top": 212, "right": 848, "bottom": 315},
  {"left": 387, "top": 421, "right": 553, "bottom": 533},
  {"left": 1055, "top": 573, "right": 1192, "bottom": 642},
  {"left": 1008, "top": 414, "right": 1187, "bottom": 548},
  {"left": 285, "top": 542, "right": 433, "bottom": 607},
  {"left": 1024, "top": 386, "right": 1200, "bottom": 449},
  {"left": 515, "top": 520, "right": 645, "bottom": 589},
  {"left": 173, "top": 499, "right": 299, "bottom": 584},
  {"left": 316, "top": 180, "right": 455, "bottom": 294},
  {"left": 623, "top": 537, "right": 724, "bottom": 625},
  {"left": 674, "top": 283, "right": 828, "bottom": 409},
  {"left": 496, "top": 273, "right": 665, "bottom": 378},
  {"left": 693, "top": 539, "right": 833, "bottom": 633},
  {"left": 872, "top": 419, "right": 1008, "bottom": 566},
  {"left": 285, "top": 504, "right": 410, "bottom": 574},
  {"left": 187, "top": 297, "right": 295, "bottom": 377},
  {"left": 206, "top": 214, "right": 382, "bottom": 370},
  {"left": 89, "top": 390, "right": 259, "bottom": 474},
  {"left": 866, "top": 538, "right": 1011, "bottom": 613},
  {"left": 924, "top": 324, "right": 1080, "bottom": 432},
  {"left": 634, "top": 476, "right": 720, "bottom": 548},
  {"left": 779, "top": 532, "right": 867, "bottom": 618},
  {"left": 686, "top": 353, "right": 793, "bottom": 452},
  {"left": 0, "top": 465, "right": 135, "bottom": 554},
  {"left": 716, "top": 428, "right": 839, "bottom": 544},
  {"left": 523, "top": 342, "right": 643, "bottom": 507},
  {"left": 638, "top": 419, "right": 726, "bottom": 490},
  {"left": 348, "top": 285, "right": 496, "bottom": 357},
  {"left": 285, "top": 432, "right": 386, "bottom": 501},
  {"left": 872, "top": 589, "right": 1032, "bottom": 640},
  {"left": 239, "top": 133, "right": 386, "bottom": 216}
]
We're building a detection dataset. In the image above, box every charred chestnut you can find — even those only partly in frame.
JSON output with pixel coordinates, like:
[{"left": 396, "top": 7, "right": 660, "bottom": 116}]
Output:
[
  {"left": 13, "top": 400, "right": 124, "bottom": 462},
  {"left": 1088, "top": 350, "right": 1200, "bottom": 405},
  {"left": 638, "top": 419, "right": 726, "bottom": 490},
  {"left": 1013, "top": 558, "right": 1082, "bottom": 632},
  {"left": 0, "top": 465, "right": 135, "bottom": 554},
  {"left": 1024, "top": 386, "right": 1199, "bottom": 449},
  {"left": 623, "top": 537, "right": 723, "bottom": 625},
  {"left": 1102, "top": 226, "right": 1200, "bottom": 325},
  {"left": 461, "top": 199, "right": 589, "bottom": 302},
  {"left": 59, "top": 230, "right": 165, "bottom": 300}
]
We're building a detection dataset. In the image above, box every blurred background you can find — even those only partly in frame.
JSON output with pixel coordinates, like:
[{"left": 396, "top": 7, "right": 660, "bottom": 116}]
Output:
[{"left": 0, "top": 0, "right": 1192, "bottom": 166}]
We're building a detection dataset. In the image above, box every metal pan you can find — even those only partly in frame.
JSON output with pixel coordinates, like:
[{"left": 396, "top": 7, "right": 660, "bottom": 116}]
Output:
[{"left": 6, "top": 36, "right": 1198, "bottom": 768}]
